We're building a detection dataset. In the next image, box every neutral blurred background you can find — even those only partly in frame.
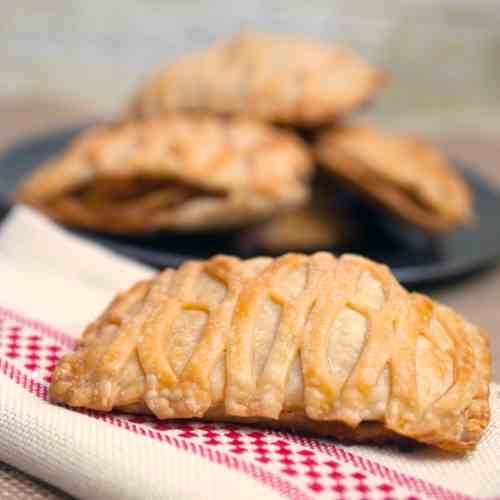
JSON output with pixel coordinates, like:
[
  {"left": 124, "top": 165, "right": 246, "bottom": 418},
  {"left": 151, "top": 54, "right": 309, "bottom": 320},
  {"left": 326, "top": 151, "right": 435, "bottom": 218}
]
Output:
[{"left": 2, "top": 0, "right": 500, "bottom": 138}]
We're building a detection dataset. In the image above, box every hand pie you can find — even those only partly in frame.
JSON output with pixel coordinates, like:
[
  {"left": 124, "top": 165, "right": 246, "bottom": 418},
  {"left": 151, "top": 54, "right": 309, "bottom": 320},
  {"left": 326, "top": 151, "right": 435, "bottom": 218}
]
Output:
[
  {"left": 315, "top": 125, "right": 474, "bottom": 232},
  {"left": 238, "top": 182, "right": 356, "bottom": 253},
  {"left": 239, "top": 205, "right": 352, "bottom": 254},
  {"left": 128, "top": 33, "right": 385, "bottom": 126},
  {"left": 16, "top": 115, "right": 312, "bottom": 233},
  {"left": 50, "top": 252, "right": 491, "bottom": 452}
]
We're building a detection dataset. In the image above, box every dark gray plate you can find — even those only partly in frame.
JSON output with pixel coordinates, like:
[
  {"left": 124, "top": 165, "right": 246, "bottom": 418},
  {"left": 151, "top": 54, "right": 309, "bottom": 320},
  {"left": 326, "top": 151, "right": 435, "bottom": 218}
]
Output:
[{"left": 2, "top": 124, "right": 500, "bottom": 288}]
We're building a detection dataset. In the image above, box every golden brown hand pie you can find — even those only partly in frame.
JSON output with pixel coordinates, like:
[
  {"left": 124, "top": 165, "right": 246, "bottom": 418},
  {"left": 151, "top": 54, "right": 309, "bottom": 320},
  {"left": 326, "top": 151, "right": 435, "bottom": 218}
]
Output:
[
  {"left": 128, "top": 32, "right": 385, "bottom": 126},
  {"left": 50, "top": 252, "right": 491, "bottom": 452},
  {"left": 315, "top": 125, "right": 474, "bottom": 232},
  {"left": 16, "top": 115, "right": 312, "bottom": 233}
]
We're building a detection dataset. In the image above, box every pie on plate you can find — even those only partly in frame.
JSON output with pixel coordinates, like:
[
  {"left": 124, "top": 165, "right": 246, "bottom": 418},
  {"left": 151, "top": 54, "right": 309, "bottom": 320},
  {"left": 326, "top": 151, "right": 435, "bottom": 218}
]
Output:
[
  {"left": 129, "top": 32, "right": 385, "bottom": 126},
  {"left": 17, "top": 115, "right": 312, "bottom": 233},
  {"left": 238, "top": 181, "right": 357, "bottom": 253},
  {"left": 50, "top": 252, "right": 491, "bottom": 452},
  {"left": 315, "top": 125, "right": 474, "bottom": 232}
]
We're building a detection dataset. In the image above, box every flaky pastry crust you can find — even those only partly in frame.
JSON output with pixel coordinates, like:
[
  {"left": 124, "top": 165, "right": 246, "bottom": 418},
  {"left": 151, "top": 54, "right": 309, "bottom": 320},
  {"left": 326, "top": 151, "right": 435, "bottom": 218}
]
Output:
[
  {"left": 16, "top": 115, "right": 312, "bottom": 233},
  {"left": 129, "top": 33, "right": 385, "bottom": 126},
  {"left": 50, "top": 253, "right": 491, "bottom": 452},
  {"left": 315, "top": 125, "right": 474, "bottom": 232}
]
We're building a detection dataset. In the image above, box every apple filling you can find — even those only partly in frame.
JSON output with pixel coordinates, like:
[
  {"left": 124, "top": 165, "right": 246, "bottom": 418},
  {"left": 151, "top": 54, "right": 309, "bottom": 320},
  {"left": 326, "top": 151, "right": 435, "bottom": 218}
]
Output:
[{"left": 44, "top": 176, "right": 226, "bottom": 232}]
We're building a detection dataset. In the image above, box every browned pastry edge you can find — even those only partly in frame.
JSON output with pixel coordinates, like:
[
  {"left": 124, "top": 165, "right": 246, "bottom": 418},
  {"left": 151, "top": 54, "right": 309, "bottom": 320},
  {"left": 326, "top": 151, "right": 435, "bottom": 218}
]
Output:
[
  {"left": 116, "top": 403, "right": 409, "bottom": 446},
  {"left": 314, "top": 125, "right": 474, "bottom": 233}
]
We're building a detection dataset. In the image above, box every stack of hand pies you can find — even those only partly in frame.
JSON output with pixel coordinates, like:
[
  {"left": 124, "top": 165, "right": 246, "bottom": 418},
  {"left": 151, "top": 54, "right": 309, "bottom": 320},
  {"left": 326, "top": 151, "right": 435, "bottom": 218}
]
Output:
[
  {"left": 17, "top": 32, "right": 474, "bottom": 251},
  {"left": 21, "top": 33, "right": 491, "bottom": 452}
]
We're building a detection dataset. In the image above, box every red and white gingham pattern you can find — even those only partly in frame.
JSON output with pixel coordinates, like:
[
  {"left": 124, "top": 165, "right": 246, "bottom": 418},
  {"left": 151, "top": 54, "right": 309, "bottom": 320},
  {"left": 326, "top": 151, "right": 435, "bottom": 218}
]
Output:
[{"left": 0, "top": 306, "right": 489, "bottom": 500}]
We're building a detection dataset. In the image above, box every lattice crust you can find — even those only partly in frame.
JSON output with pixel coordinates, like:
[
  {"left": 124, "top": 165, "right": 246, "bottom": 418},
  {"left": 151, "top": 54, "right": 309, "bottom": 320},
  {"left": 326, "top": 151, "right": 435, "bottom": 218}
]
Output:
[
  {"left": 50, "top": 253, "right": 491, "bottom": 452},
  {"left": 128, "top": 33, "right": 385, "bottom": 126},
  {"left": 16, "top": 115, "right": 312, "bottom": 233},
  {"left": 314, "top": 125, "right": 474, "bottom": 233}
]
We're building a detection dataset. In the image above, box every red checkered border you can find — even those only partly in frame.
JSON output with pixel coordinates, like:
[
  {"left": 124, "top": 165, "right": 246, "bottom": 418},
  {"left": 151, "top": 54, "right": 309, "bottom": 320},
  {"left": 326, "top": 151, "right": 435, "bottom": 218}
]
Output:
[{"left": 0, "top": 306, "right": 497, "bottom": 500}]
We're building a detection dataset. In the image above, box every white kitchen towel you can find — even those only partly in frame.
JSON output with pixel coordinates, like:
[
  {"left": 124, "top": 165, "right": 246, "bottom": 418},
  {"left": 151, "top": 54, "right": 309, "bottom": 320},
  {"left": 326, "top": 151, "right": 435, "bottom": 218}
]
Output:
[{"left": 0, "top": 205, "right": 498, "bottom": 500}]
